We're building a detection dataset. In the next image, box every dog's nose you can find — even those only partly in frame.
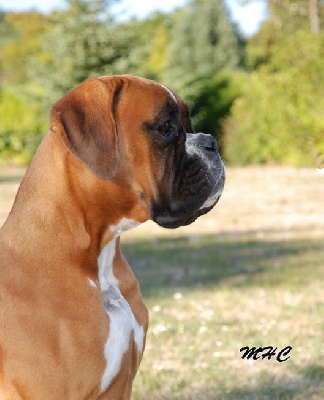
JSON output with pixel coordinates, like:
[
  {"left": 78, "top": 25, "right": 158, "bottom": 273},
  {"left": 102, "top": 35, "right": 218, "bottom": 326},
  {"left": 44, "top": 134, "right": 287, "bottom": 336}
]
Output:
[
  {"left": 197, "top": 133, "right": 218, "bottom": 152},
  {"left": 186, "top": 133, "right": 219, "bottom": 153}
]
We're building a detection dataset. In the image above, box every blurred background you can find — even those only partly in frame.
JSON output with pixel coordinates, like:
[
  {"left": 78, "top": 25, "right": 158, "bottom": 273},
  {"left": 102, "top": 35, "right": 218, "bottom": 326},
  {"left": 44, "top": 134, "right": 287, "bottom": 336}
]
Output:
[
  {"left": 0, "top": 1, "right": 323, "bottom": 399},
  {"left": 0, "top": 0, "right": 323, "bottom": 166}
]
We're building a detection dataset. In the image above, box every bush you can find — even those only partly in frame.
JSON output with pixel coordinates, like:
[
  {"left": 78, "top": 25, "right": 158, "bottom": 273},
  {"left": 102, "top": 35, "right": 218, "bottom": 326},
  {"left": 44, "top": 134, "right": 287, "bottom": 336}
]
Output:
[
  {"left": 224, "top": 32, "right": 324, "bottom": 167},
  {"left": 190, "top": 71, "right": 242, "bottom": 135},
  {"left": 180, "top": 71, "right": 242, "bottom": 156},
  {"left": 0, "top": 85, "right": 46, "bottom": 163}
]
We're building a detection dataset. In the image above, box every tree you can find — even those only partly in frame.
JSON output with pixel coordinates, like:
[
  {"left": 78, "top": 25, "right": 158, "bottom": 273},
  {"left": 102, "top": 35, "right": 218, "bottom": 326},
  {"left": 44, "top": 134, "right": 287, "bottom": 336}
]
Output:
[
  {"left": 189, "top": 71, "right": 242, "bottom": 148},
  {"left": 309, "top": 0, "right": 321, "bottom": 32},
  {"left": 0, "top": 86, "right": 46, "bottom": 162},
  {"left": 139, "top": 12, "right": 175, "bottom": 80},
  {"left": 240, "top": 0, "right": 323, "bottom": 32},
  {"left": 0, "top": 10, "right": 16, "bottom": 50},
  {"left": 224, "top": 31, "right": 324, "bottom": 166},
  {"left": 267, "top": 0, "right": 323, "bottom": 33},
  {"left": 245, "top": 0, "right": 323, "bottom": 68},
  {"left": 0, "top": 10, "right": 48, "bottom": 83},
  {"left": 163, "top": 0, "right": 243, "bottom": 96},
  {"left": 0, "top": 10, "right": 50, "bottom": 160},
  {"left": 29, "top": 0, "right": 139, "bottom": 105}
]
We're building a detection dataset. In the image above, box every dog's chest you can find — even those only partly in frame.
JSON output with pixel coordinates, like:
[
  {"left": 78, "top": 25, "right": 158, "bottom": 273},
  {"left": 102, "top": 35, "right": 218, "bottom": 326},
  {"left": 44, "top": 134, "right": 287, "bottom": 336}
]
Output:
[{"left": 97, "top": 238, "right": 144, "bottom": 394}]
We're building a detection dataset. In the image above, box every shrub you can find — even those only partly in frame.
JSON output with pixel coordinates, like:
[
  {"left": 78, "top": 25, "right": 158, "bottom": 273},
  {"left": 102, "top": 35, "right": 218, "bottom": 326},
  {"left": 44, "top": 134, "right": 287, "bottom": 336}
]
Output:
[
  {"left": 0, "top": 85, "right": 46, "bottom": 163},
  {"left": 224, "top": 32, "right": 324, "bottom": 167}
]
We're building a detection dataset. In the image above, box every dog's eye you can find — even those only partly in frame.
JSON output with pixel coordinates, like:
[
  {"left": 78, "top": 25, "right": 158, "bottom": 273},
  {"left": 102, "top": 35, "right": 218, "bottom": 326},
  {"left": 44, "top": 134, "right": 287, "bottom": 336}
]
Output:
[{"left": 159, "top": 121, "right": 176, "bottom": 137}]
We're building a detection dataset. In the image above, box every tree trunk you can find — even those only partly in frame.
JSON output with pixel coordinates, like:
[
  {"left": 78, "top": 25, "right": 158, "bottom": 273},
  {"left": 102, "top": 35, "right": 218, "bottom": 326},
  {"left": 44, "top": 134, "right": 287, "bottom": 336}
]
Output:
[{"left": 309, "top": 0, "right": 320, "bottom": 33}]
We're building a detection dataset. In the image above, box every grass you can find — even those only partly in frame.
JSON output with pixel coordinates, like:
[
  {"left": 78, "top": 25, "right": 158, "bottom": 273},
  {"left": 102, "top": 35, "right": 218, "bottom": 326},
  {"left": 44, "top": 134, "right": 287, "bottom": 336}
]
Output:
[
  {"left": 1, "top": 166, "right": 323, "bottom": 399},
  {"left": 123, "top": 232, "right": 323, "bottom": 399}
]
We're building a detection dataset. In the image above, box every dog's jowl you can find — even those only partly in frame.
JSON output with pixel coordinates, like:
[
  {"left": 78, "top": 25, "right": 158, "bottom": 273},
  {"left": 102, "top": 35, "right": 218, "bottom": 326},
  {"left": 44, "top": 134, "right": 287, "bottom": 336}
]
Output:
[{"left": 0, "top": 75, "right": 225, "bottom": 400}]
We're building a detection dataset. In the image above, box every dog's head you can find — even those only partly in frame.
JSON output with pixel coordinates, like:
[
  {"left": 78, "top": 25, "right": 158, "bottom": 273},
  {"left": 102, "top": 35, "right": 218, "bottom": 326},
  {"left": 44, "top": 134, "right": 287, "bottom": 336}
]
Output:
[{"left": 50, "top": 75, "right": 225, "bottom": 228}]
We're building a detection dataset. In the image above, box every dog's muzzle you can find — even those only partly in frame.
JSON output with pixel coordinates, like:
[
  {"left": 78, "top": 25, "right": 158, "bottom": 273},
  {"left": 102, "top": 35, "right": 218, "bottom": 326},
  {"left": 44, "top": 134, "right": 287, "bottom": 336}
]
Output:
[
  {"left": 185, "top": 132, "right": 225, "bottom": 215},
  {"left": 152, "top": 132, "right": 225, "bottom": 229}
]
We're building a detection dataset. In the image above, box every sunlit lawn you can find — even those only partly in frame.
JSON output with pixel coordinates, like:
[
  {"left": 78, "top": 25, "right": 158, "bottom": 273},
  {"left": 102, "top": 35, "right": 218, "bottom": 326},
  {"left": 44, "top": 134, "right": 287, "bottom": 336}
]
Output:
[{"left": 1, "top": 166, "right": 323, "bottom": 399}]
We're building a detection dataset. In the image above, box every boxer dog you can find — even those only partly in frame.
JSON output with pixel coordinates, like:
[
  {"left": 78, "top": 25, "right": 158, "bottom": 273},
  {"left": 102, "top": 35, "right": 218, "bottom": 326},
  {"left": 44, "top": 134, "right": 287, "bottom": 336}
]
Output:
[{"left": 0, "top": 76, "right": 225, "bottom": 399}]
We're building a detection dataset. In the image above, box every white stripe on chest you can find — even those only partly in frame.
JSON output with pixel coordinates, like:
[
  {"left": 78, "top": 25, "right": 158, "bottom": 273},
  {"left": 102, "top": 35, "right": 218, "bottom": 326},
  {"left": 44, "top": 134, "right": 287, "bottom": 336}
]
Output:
[{"left": 98, "top": 219, "right": 144, "bottom": 394}]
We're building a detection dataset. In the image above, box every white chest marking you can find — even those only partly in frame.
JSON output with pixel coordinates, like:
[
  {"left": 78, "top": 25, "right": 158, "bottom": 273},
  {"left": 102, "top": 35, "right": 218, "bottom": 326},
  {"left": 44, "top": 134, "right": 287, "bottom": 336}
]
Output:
[
  {"left": 99, "top": 282, "right": 144, "bottom": 393},
  {"left": 159, "top": 84, "right": 177, "bottom": 104},
  {"left": 98, "top": 218, "right": 144, "bottom": 394},
  {"left": 98, "top": 239, "right": 118, "bottom": 287},
  {"left": 110, "top": 217, "right": 140, "bottom": 237}
]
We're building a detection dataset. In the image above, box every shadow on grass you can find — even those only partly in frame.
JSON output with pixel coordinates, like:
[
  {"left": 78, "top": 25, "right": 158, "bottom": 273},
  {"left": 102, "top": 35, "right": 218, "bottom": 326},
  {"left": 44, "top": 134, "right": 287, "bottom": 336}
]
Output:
[
  {"left": 200, "top": 370, "right": 322, "bottom": 400},
  {"left": 121, "top": 229, "right": 324, "bottom": 297},
  {"left": 136, "top": 363, "right": 324, "bottom": 399},
  {"left": 223, "top": 367, "right": 324, "bottom": 399},
  {"left": 146, "top": 363, "right": 324, "bottom": 399}
]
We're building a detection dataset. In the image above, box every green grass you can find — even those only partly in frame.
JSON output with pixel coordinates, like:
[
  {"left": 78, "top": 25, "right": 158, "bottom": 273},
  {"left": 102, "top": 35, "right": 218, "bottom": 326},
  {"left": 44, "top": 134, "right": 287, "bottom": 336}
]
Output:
[
  {"left": 123, "top": 234, "right": 324, "bottom": 293},
  {"left": 1, "top": 166, "right": 323, "bottom": 399},
  {"left": 123, "top": 232, "right": 323, "bottom": 399}
]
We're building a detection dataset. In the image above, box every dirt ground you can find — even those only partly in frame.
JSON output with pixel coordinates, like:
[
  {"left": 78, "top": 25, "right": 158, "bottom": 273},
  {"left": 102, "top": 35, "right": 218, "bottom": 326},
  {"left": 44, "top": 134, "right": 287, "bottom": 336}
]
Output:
[{"left": 1, "top": 166, "right": 324, "bottom": 240}]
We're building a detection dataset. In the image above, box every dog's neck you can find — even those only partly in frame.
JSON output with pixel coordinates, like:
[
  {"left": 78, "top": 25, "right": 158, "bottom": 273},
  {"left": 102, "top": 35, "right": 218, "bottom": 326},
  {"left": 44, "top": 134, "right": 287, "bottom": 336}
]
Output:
[{"left": 1, "top": 131, "right": 148, "bottom": 278}]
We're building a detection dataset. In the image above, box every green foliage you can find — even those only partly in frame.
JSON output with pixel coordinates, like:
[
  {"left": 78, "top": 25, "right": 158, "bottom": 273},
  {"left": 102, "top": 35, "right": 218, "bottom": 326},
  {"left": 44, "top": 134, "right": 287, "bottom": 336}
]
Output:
[
  {"left": 268, "top": 0, "right": 321, "bottom": 34},
  {"left": 0, "top": 10, "right": 48, "bottom": 83},
  {"left": 0, "top": 1, "right": 242, "bottom": 161},
  {"left": 2, "top": 0, "right": 322, "bottom": 166},
  {"left": 109, "top": 15, "right": 167, "bottom": 80},
  {"left": 224, "top": 31, "right": 324, "bottom": 166},
  {"left": 164, "top": 0, "right": 243, "bottom": 95},
  {"left": 29, "top": 0, "right": 130, "bottom": 106},
  {"left": 246, "top": 0, "right": 324, "bottom": 69},
  {"left": 138, "top": 12, "right": 175, "bottom": 80},
  {"left": 0, "top": 86, "right": 46, "bottom": 162},
  {"left": 0, "top": 10, "right": 16, "bottom": 49},
  {"left": 150, "top": 0, "right": 245, "bottom": 152},
  {"left": 188, "top": 72, "right": 242, "bottom": 148}
]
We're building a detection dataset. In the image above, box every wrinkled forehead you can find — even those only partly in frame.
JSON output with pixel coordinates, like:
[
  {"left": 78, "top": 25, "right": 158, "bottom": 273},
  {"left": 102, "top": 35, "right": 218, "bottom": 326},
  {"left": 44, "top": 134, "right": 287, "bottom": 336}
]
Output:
[
  {"left": 134, "top": 78, "right": 178, "bottom": 105},
  {"left": 153, "top": 82, "right": 193, "bottom": 132},
  {"left": 121, "top": 76, "right": 193, "bottom": 131}
]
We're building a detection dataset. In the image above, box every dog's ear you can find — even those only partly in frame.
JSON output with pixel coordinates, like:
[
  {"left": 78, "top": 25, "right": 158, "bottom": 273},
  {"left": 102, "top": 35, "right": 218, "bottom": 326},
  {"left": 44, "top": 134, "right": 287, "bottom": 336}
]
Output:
[{"left": 50, "top": 77, "right": 123, "bottom": 180}]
